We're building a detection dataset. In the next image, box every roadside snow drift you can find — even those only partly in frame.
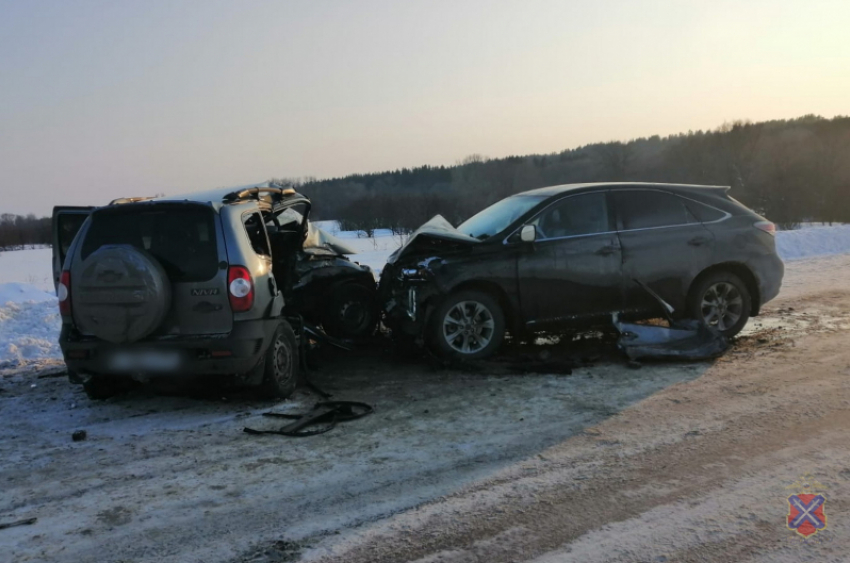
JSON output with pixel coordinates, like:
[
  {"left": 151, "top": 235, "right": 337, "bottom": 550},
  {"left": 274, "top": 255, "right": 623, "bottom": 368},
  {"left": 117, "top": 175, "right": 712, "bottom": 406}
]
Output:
[
  {"left": 0, "top": 282, "right": 61, "bottom": 367},
  {"left": 775, "top": 223, "right": 850, "bottom": 260}
]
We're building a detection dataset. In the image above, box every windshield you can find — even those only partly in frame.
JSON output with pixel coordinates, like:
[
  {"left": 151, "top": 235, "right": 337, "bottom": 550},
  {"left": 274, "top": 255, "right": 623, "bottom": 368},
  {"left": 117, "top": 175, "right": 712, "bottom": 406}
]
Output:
[{"left": 457, "top": 195, "right": 547, "bottom": 239}]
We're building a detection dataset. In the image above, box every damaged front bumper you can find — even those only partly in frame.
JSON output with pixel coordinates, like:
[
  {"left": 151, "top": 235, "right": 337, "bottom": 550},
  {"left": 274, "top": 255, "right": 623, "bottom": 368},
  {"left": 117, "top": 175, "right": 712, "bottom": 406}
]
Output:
[{"left": 380, "top": 260, "right": 445, "bottom": 337}]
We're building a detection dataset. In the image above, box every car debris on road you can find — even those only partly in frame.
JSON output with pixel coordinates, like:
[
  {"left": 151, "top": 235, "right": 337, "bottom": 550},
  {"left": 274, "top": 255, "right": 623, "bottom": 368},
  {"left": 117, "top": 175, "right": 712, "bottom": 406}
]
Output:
[
  {"left": 613, "top": 279, "right": 729, "bottom": 362},
  {"left": 243, "top": 401, "right": 374, "bottom": 437}
]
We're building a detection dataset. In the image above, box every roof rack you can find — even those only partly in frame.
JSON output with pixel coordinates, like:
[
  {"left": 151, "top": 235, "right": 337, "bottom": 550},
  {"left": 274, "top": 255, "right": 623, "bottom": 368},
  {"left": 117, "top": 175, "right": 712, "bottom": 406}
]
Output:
[
  {"left": 222, "top": 184, "right": 297, "bottom": 203},
  {"left": 109, "top": 196, "right": 156, "bottom": 205}
]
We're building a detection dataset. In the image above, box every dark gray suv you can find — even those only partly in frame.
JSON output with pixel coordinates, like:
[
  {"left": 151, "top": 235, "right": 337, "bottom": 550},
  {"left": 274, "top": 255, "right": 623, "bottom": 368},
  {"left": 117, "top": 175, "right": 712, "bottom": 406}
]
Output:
[
  {"left": 54, "top": 185, "right": 310, "bottom": 399},
  {"left": 381, "top": 183, "right": 785, "bottom": 359}
]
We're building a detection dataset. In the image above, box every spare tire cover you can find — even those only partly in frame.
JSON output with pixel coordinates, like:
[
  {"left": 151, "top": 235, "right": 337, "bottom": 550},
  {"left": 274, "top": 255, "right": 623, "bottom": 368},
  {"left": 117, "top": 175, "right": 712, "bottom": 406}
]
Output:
[{"left": 74, "top": 245, "right": 172, "bottom": 344}]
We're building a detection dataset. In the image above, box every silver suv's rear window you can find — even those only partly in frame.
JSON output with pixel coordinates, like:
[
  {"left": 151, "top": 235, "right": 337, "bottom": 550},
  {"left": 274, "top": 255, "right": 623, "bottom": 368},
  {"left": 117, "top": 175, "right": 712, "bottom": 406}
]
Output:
[{"left": 81, "top": 205, "right": 218, "bottom": 282}]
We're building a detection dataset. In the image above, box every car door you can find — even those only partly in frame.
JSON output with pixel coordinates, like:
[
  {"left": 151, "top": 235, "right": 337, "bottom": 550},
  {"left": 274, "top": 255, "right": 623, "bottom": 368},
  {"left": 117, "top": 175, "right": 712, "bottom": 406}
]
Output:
[
  {"left": 51, "top": 206, "right": 94, "bottom": 291},
  {"left": 516, "top": 191, "right": 623, "bottom": 329},
  {"left": 611, "top": 189, "right": 716, "bottom": 316}
]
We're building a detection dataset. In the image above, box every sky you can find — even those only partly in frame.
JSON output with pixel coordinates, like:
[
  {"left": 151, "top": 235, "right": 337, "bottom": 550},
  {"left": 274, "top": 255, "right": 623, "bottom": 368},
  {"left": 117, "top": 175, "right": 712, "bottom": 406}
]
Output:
[{"left": 1, "top": 0, "right": 849, "bottom": 216}]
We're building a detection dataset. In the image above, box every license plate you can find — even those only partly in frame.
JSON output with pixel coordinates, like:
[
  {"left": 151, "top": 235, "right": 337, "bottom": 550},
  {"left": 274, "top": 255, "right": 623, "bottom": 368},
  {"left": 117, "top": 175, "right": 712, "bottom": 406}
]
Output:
[{"left": 108, "top": 350, "right": 182, "bottom": 372}]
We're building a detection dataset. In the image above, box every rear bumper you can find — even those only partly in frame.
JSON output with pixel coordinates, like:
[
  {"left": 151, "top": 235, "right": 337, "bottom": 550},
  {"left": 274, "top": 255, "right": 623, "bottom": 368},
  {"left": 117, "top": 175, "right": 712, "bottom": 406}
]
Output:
[
  {"left": 751, "top": 253, "right": 785, "bottom": 312},
  {"left": 60, "top": 319, "right": 280, "bottom": 380}
]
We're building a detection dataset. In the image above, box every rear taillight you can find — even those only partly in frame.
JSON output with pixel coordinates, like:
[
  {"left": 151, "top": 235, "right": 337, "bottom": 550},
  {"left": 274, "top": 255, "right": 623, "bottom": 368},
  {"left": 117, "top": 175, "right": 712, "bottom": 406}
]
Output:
[
  {"left": 227, "top": 266, "right": 254, "bottom": 312},
  {"left": 58, "top": 270, "right": 72, "bottom": 316},
  {"left": 754, "top": 221, "right": 776, "bottom": 236}
]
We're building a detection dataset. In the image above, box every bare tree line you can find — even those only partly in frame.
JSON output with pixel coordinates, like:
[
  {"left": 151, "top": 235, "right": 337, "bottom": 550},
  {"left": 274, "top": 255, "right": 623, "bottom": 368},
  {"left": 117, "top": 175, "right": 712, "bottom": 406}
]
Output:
[{"left": 0, "top": 214, "right": 50, "bottom": 250}]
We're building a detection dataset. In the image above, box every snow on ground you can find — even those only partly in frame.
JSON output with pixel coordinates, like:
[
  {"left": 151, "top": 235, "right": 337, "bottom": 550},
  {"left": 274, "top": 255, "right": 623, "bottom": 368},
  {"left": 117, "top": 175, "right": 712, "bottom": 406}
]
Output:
[
  {"left": 314, "top": 221, "right": 406, "bottom": 276},
  {"left": 0, "top": 251, "right": 61, "bottom": 367},
  {"left": 0, "top": 247, "right": 53, "bottom": 291},
  {"left": 0, "top": 295, "right": 61, "bottom": 368},
  {"left": 0, "top": 222, "right": 848, "bottom": 367},
  {"left": 775, "top": 223, "right": 850, "bottom": 260}
]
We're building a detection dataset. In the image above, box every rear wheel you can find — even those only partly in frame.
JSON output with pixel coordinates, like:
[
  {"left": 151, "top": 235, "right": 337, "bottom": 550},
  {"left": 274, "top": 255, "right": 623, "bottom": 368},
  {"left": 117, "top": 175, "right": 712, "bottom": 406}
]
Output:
[
  {"left": 429, "top": 290, "right": 506, "bottom": 360},
  {"left": 82, "top": 375, "right": 133, "bottom": 400},
  {"left": 689, "top": 272, "right": 752, "bottom": 337},
  {"left": 256, "top": 320, "right": 300, "bottom": 400}
]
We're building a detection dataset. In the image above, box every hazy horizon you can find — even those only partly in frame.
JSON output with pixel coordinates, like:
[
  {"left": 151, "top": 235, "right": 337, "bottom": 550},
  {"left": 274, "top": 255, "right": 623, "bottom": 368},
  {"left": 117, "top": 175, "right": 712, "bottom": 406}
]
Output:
[{"left": 2, "top": 0, "right": 849, "bottom": 216}]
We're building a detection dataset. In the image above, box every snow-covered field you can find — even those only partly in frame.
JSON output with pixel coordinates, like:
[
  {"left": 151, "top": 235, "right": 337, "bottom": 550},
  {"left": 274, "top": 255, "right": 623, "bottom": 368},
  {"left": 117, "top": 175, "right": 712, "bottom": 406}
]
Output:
[{"left": 1, "top": 222, "right": 848, "bottom": 367}]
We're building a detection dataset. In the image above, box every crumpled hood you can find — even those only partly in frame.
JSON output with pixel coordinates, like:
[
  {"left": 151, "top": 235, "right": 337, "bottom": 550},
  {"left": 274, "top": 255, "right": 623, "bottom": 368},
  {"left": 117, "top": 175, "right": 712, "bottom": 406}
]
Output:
[
  {"left": 303, "top": 223, "right": 359, "bottom": 255},
  {"left": 387, "top": 215, "right": 479, "bottom": 264}
]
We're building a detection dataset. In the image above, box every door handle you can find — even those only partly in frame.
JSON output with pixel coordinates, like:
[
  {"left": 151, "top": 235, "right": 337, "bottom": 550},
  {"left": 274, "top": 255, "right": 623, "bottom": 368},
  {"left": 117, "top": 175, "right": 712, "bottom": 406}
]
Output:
[
  {"left": 688, "top": 236, "right": 710, "bottom": 247},
  {"left": 595, "top": 244, "right": 618, "bottom": 256}
]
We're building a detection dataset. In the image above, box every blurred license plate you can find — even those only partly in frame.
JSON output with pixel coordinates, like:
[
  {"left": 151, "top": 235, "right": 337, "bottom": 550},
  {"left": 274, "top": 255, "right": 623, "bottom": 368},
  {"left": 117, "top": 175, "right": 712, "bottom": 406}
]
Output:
[{"left": 108, "top": 350, "right": 182, "bottom": 372}]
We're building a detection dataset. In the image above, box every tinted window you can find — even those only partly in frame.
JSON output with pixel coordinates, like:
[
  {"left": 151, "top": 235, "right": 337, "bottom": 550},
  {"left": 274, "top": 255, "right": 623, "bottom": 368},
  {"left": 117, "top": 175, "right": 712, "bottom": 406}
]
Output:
[
  {"left": 614, "top": 191, "right": 692, "bottom": 230},
  {"left": 81, "top": 205, "right": 218, "bottom": 282},
  {"left": 243, "top": 212, "right": 271, "bottom": 256},
  {"left": 531, "top": 193, "right": 611, "bottom": 239},
  {"left": 58, "top": 214, "right": 89, "bottom": 263},
  {"left": 685, "top": 200, "right": 726, "bottom": 223}
]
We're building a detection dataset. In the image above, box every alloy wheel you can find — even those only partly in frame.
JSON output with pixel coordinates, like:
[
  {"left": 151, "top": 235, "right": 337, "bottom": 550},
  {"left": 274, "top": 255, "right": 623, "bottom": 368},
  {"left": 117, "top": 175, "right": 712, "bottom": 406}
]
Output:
[
  {"left": 442, "top": 300, "right": 496, "bottom": 354},
  {"left": 701, "top": 281, "right": 744, "bottom": 332}
]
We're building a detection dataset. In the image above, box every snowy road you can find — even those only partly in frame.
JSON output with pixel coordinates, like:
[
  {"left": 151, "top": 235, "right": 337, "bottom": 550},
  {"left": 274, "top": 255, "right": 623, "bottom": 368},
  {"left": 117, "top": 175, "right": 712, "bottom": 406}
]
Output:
[{"left": 2, "top": 255, "right": 850, "bottom": 562}]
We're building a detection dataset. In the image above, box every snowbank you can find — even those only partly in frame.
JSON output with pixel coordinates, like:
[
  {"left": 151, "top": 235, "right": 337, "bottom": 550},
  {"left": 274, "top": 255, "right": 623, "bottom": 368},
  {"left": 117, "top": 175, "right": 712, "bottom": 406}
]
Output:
[
  {"left": 0, "top": 247, "right": 54, "bottom": 292},
  {"left": 776, "top": 224, "right": 850, "bottom": 261},
  {"left": 0, "top": 282, "right": 56, "bottom": 304},
  {"left": 0, "top": 286, "right": 61, "bottom": 367}
]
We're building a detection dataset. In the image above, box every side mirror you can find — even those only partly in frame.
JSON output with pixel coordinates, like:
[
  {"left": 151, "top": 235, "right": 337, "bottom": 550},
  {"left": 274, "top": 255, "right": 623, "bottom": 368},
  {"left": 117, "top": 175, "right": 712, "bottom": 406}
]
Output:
[{"left": 520, "top": 225, "right": 537, "bottom": 243}]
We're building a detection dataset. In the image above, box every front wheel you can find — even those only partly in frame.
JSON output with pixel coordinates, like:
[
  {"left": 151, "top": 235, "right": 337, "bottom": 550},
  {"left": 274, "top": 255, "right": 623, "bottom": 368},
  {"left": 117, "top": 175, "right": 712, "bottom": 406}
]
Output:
[
  {"left": 428, "top": 290, "right": 506, "bottom": 360},
  {"left": 256, "top": 320, "right": 300, "bottom": 400},
  {"left": 688, "top": 272, "right": 752, "bottom": 338},
  {"left": 321, "top": 281, "right": 378, "bottom": 339}
]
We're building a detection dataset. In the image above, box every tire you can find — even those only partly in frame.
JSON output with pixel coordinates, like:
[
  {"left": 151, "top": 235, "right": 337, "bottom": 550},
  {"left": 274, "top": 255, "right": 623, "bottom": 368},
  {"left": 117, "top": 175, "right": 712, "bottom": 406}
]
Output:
[
  {"left": 82, "top": 375, "right": 131, "bottom": 400},
  {"left": 428, "top": 290, "right": 506, "bottom": 360},
  {"left": 67, "top": 369, "right": 83, "bottom": 384},
  {"left": 321, "top": 281, "right": 378, "bottom": 339},
  {"left": 256, "top": 320, "right": 300, "bottom": 400},
  {"left": 74, "top": 245, "right": 171, "bottom": 344},
  {"left": 688, "top": 271, "right": 752, "bottom": 338}
]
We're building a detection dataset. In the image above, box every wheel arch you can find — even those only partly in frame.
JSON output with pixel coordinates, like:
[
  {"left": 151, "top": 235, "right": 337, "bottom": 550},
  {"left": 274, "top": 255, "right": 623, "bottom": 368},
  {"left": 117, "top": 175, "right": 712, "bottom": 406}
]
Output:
[{"left": 687, "top": 262, "right": 761, "bottom": 316}]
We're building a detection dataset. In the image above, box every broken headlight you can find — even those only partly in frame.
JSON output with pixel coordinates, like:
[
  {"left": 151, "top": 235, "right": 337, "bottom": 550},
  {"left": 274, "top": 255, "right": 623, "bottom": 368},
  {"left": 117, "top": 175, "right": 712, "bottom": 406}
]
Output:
[{"left": 401, "top": 267, "right": 426, "bottom": 279}]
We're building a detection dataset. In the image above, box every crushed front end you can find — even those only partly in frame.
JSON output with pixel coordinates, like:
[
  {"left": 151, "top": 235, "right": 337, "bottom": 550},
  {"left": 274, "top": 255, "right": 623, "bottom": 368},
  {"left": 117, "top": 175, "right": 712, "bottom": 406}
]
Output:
[
  {"left": 378, "top": 215, "right": 483, "bottom": 341},
  {"left": 379, "top": 257, "right": 446, "bottom": 340}
]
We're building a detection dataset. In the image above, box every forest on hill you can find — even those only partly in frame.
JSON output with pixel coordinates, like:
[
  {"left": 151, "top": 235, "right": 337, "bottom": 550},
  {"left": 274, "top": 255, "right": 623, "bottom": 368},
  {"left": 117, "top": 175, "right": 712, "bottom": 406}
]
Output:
[
  {"left": 2, "top": 115, "right": 849, "bottom": 249},
  {"left": 290, "top": 114, "right": 850, "bottom": 234}
]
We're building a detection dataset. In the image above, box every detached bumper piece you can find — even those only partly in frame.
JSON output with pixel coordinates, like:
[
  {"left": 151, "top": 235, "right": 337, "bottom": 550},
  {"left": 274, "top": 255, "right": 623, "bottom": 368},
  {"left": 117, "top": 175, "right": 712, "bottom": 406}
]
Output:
[
  {"left": 614, "top": 318, "right": 728, "bottom": 361},
  {"left": 614, "top": 278, "right": 729, "bottom": 361}
]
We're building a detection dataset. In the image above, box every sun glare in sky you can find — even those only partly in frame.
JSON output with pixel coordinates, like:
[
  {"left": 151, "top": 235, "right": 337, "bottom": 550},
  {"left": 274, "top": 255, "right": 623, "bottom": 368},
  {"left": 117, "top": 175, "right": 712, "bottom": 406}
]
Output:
[{"left": 1, "top": 0, "right": 848, "bottom": 215}]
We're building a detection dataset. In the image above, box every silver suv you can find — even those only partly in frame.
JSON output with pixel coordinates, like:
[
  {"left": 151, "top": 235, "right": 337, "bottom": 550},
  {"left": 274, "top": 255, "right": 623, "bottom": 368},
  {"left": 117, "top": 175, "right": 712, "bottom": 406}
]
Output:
[{"left": 54, "top": 184, "right": 315, "bottom": 399}]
